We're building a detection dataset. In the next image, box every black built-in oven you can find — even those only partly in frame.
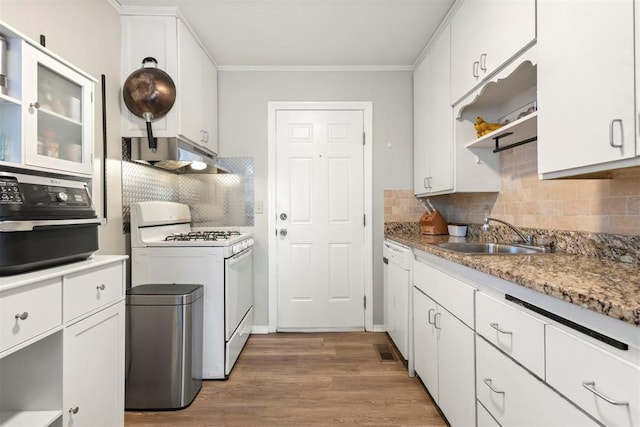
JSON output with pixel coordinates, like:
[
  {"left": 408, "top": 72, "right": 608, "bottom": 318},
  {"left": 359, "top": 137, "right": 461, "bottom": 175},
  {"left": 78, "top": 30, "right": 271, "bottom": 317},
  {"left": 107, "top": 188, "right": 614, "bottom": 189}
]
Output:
[{"left": 0, "top": 171, "right": 102, "bottom": 275}]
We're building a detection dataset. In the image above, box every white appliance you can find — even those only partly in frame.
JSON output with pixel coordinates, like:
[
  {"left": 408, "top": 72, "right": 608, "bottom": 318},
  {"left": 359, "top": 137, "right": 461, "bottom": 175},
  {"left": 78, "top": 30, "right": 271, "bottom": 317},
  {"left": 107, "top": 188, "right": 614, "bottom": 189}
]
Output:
[
  {"left": 383, "top": 240, "right": 412, "bottom": 362},
  {"left": 130, "top": 201, "right": 254, "bottom": 379}
]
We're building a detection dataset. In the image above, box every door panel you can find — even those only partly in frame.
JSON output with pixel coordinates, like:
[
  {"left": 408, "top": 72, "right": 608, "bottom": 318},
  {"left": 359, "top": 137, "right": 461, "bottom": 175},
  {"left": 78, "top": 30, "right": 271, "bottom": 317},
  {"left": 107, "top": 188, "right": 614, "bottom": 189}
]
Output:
[{"left": 276, "top": 110, "right": 365, "bottom": 330}]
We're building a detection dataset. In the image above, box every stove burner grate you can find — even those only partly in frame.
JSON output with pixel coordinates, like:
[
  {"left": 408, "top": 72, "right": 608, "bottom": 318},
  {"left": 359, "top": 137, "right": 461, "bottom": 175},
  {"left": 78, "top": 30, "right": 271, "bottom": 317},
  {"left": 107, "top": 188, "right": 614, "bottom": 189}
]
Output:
[{"left": 164, "top": 230, "right": 241, "bottom": 242}]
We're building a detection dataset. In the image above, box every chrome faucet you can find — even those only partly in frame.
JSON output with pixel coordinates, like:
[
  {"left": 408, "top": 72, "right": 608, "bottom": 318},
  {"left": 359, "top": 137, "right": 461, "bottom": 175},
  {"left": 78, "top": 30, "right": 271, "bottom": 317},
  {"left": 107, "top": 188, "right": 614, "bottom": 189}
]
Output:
[{"left": 482, "top": 215, "right": 532, "bottom": 245}]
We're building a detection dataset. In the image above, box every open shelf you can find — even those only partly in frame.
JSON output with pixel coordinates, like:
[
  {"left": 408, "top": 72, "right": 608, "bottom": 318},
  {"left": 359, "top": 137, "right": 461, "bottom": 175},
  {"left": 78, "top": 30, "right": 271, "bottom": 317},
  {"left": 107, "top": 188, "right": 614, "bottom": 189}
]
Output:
[
  {"left": 0, "top": 410, "right": 62, "bottom": 427},
  {"left": 465, "top": 111, "right": 537, "bottom": 152}
]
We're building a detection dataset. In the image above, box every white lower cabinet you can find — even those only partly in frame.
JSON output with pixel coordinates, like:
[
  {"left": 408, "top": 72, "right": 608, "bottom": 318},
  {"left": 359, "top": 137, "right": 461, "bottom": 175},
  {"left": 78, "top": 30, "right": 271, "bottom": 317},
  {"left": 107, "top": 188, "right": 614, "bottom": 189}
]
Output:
[
  {"left": 0, "top": 256, "right": 126, "bottom": 427},
  {"left": 63, "top": 302, "right": 125, "bottom": 427},
  {"left": 412, "top": 254, "right": 476, "bottom": 427},
  {"left": 546, "top": 325, "right": 640, "bottom": 427},
  {"left": 477, "top": 336, "right": 599, "bottom": 426},
  {"left": 413, "top": 288, "right": 475, "bottom": 427}
]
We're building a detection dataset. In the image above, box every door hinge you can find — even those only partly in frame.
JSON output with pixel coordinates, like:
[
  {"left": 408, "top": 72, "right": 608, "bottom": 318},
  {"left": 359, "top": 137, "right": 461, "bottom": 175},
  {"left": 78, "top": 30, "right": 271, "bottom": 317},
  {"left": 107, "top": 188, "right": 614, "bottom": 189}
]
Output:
[
  {"left": 362, "top": 132, "right": 366, "bottom": 145},
  {"left": 363, "top": 214, "right": 366, "bottom": 227},
  {"left": 364, "top": 295, "right": 367, "bottom": 309}
]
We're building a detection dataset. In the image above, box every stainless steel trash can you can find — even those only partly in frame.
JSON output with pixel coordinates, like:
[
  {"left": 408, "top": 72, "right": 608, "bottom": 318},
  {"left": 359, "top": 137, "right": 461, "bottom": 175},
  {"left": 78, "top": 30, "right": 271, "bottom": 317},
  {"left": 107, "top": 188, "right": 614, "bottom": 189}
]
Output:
[{"left": 125, "top": 284, "right": 204, "bottom": 410}]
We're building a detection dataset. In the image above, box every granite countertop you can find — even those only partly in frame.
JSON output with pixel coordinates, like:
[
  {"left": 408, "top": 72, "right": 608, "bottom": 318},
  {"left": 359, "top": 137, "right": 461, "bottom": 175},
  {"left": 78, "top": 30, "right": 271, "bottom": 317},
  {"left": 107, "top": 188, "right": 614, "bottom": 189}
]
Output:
[{"left": 386, "top": 231, "right": 640, "bottom": 327}]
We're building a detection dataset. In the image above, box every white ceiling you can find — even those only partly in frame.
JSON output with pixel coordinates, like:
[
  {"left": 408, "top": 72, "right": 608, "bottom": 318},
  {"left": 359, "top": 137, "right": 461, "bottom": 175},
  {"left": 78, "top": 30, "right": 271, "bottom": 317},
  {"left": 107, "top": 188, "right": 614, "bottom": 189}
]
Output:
[{"left": 117, "top": 0, "right": 456, "bottom": 68}]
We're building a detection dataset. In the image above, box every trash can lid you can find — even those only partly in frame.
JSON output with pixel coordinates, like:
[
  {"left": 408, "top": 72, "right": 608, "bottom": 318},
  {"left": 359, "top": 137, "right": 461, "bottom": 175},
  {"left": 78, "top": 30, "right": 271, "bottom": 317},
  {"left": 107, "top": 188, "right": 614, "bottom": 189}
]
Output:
[{"left": 126, "top": 284, "right": 204, "bottom": 306}]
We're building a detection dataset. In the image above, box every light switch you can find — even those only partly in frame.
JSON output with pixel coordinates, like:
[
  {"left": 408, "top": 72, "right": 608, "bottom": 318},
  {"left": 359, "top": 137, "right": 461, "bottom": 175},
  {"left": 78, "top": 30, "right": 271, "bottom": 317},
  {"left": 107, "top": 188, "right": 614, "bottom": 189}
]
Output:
[{"left": 255, "top": 200, "right": 264, "bottom": 214}]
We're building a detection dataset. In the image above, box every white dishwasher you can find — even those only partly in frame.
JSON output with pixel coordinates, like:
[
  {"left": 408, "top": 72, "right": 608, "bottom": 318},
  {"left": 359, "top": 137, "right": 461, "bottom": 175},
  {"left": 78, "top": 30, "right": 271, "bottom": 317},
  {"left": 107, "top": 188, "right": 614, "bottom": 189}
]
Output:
[{"left": 383, "top": 239, "right": 412, "bottom": 362}]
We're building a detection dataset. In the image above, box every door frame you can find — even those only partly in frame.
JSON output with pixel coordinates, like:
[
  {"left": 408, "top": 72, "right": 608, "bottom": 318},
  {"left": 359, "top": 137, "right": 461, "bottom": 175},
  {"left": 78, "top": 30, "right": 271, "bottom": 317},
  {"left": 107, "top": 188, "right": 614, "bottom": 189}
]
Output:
[{"left": 267, "top": 101, "right": 373, "bottom": 333}]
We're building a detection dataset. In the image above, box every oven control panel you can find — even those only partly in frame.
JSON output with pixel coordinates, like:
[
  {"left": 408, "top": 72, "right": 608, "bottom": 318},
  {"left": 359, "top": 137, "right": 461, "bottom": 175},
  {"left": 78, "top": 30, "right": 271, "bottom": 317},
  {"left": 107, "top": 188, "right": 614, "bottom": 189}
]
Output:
[
  {"left": 0, "top": 173, "right": 96, "bottom": 220},
  {"left": 0, "top": 178, "right": 22, "bottom": 204}
]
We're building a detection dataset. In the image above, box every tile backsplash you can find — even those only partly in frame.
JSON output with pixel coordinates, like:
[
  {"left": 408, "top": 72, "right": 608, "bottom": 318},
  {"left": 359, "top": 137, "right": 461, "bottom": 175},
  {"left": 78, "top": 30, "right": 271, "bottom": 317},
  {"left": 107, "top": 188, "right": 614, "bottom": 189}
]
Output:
[{"left": 420, "top": 142, "right": 640, "bottom": 236}]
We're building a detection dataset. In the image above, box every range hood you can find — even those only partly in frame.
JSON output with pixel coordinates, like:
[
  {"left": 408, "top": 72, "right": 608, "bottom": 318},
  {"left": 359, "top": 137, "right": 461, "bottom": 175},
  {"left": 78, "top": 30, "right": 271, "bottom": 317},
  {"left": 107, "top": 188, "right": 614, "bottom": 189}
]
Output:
[{"left": 129, "top": 137, "right": 226, "bottom": 173}]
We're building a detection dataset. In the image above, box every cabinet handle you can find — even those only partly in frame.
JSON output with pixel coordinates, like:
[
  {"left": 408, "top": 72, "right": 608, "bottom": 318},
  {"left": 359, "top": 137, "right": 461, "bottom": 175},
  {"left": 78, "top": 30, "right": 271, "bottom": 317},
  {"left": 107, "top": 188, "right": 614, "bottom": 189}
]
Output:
[
  {"left": 582, "top": 381, "right": 629, "bottom": 406},
  {"left": 14, "top": 312, "right": 29, "bottom": 320},
  {"left": 204, "top": 131, "right": 209, "bottom": 143},
  {"left": 479, "top": 53, "right": 487, "bottom": 72},
  {"left": 472, "top": 61, "right": 480, "bottom": 78},
  {"left": 96, "top": 284, "right": 106, "bottom": 291},
  {"left": 609, "top": 119, "right": 624, "bottom": 148},
  {"left": 69, "top": 406, "right": 79, "bottom": 414},
  {"left": 427, "top": 308, "right": 435, "bottom": 325},
  {"left": 29, "top": 102, "right": 40, "bottom": 109},
  {"left": 433, "top": 312, "right": 442, "bottom": 330},
  {"left": 489, "top": 322, "right": 512, "bottom": 335},
  {"left": 483, "top": 378, "right": 505, "bottom": 395},
  {"left": 423, "top": 177, "right": 429, "bottom": 189}
]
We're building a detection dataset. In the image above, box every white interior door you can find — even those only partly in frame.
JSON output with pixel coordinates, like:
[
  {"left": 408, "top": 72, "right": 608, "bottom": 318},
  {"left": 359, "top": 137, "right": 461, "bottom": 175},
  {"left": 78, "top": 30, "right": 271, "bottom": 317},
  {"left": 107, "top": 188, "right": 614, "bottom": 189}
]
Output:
[{"left": 275, "top": 109, "right": 365, "bottom": 331}]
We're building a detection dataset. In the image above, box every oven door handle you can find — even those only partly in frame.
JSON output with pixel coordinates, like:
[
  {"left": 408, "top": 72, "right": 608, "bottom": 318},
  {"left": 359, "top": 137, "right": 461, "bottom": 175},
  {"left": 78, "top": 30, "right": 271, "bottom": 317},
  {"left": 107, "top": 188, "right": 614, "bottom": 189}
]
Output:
[
  {"left": 0, "top": 218, "right": 105, "bottom": 232},
  {"left": 228, "top": 247, "right": 253, "bottom": 265}
]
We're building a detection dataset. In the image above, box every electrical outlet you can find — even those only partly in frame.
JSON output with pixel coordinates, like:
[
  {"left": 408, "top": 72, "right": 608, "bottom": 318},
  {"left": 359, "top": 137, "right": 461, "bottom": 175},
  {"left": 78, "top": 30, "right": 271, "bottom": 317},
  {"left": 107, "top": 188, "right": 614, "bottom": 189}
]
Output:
[{"left": 255, "top": 200, "right": 264, "bottom": 214}]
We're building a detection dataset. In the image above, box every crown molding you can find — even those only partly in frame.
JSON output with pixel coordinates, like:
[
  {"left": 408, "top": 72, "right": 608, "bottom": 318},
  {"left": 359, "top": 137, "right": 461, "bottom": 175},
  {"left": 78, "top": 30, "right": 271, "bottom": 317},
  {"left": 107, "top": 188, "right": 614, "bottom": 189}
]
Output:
[{"left": 216, "top": 65, "right": 415, "bottom": 72}]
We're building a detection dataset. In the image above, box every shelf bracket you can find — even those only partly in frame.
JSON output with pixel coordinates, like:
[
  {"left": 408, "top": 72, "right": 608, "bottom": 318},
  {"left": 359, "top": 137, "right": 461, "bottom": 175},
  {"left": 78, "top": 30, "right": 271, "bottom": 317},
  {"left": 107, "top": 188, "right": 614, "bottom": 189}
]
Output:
[{"left": 492, "top": 132, "right": 537, "bottom": 153}]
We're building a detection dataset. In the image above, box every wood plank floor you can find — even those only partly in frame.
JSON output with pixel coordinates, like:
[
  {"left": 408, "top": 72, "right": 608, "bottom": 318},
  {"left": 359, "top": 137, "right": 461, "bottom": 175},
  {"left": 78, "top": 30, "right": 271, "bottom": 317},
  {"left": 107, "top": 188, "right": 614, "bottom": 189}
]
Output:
[{"left": 125, "top": 332, "right": 447, "bottom": 426}]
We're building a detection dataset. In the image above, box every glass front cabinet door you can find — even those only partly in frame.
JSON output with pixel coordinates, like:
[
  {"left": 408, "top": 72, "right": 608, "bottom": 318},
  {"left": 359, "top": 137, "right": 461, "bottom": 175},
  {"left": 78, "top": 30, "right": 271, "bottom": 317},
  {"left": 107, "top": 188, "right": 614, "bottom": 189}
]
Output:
[{"left": 22, "top": 44, "right": 94, "bottom": 176}]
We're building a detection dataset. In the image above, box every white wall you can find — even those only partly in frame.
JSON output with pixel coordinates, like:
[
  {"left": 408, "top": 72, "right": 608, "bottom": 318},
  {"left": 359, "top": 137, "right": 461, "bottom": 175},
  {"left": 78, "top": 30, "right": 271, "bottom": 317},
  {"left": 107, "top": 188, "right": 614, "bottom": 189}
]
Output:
[
  {"left": 218, "top": 70, "right": 414, "bottom": 327},
  {"left": 0, "top": 0, "right": 125, "bottom": 256}
]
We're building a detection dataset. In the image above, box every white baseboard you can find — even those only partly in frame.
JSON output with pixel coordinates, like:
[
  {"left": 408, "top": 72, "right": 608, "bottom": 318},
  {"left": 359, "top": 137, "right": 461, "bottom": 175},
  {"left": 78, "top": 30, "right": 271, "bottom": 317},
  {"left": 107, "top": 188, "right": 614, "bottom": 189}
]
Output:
[
  {"left": 372, "top": 324, "right": 387, "bottom": 333},
  {"left": 251, "top": 325, "right": 270, "bottom": 334}
]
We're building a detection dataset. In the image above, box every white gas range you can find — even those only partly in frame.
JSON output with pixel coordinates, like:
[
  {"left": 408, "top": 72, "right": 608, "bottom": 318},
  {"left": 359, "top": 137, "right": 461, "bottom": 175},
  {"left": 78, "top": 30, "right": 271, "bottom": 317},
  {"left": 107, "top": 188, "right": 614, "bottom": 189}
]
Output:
[{"left": 130, "top": 201, "right": 254, "bottom": 379}]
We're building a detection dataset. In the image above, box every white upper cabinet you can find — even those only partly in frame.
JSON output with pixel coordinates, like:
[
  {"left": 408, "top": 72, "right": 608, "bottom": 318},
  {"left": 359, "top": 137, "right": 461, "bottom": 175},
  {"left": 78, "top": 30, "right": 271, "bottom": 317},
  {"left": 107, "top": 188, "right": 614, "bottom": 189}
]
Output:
[
  {"left": 450, "top": 0, "right": 536, "bottom": 105},
  {"left": 0, "top": 21, "right": 95, "bottom": 177},
  {"left": 177, "top": 19, "right": 218, "bottom": 153},
  {"left": 121, "top": 10, "right": 219, "bottom": 156},
  {"left": 413, "top": 24, "right": 454, "bottom": 196},
  {"left": 537, "top": 0, "right": 637, "bottom": 179},
  {"left": 23, "top": 45, "right": 94, "bottom": 176}
]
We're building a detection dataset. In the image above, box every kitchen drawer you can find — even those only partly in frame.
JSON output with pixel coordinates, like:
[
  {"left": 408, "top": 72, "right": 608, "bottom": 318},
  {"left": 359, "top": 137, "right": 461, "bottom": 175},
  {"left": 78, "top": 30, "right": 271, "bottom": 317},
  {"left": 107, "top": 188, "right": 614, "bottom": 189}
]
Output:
[
  {"left": 546, "top": 325, "right": 640, "bottom": 427},
  {"left": 413, "top": 260, "right": 475, "bottom": 327},
  {"left": 477, "top": 401, "right": 500, "bottom": 427},
  {"left": 64, "top": 263, "right": 124, "bottom": 322},
  {"left": 0, "top": 278, "right": 62, "bottom": 353},
  {"left": 476, "top": 292, "right": 546, "bottom": 378},
  {"left": 476, "top": 336, "right": 599, "bottom": 426}
]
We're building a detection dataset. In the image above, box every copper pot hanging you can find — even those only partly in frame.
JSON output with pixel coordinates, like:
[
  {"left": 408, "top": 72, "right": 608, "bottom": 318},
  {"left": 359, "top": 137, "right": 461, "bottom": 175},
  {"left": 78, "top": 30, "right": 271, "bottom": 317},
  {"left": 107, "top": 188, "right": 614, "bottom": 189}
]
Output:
[{"left": 122, "top": 57, "right": 176, "bottom": 152}]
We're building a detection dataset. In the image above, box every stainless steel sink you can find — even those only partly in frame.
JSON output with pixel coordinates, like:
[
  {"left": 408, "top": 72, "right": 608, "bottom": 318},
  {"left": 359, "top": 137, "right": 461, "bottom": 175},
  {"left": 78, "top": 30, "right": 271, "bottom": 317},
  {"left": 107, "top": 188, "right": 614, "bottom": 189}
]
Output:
[{"left": 434, "top": 242, "right": 550, "bottom": 255}]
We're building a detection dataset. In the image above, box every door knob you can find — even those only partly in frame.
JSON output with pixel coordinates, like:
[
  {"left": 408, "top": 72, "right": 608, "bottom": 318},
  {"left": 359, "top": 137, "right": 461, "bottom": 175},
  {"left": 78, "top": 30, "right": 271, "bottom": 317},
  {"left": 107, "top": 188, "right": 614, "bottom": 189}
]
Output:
[
  {"left": 279, "top": 228, "right": 288, "bottom": 236},
  {"left": 280, "top": 213, "right": 288, "bottom": 221}
]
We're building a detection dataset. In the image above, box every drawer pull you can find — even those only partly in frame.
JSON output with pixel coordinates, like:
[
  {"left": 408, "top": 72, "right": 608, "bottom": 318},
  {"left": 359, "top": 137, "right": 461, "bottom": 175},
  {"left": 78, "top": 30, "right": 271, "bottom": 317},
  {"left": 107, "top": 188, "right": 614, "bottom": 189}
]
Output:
[
  {"left": 582, "top": 381, "right": 629, "bottom": 406},
  {"left": 14, "top": 312, "right": 29, "bottom": 321},
  {"left": 69, "top": 406, "right": 79, "bottom": 414},
  {"left": 96, "top": 284, "right": 106, "bottom": 291},
  {"left": 489, "top": 322, "right": 512, "bottom": 335},
  {"left": 483, "top": 378, "right": 505, "bottom": 395}
]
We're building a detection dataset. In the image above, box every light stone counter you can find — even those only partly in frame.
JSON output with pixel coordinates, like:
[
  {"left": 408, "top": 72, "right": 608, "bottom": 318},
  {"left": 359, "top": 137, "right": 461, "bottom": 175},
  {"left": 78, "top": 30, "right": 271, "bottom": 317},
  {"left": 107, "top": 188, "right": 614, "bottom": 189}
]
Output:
[{"left": 386, "top": 231, "right": 640, "bottom": 327}]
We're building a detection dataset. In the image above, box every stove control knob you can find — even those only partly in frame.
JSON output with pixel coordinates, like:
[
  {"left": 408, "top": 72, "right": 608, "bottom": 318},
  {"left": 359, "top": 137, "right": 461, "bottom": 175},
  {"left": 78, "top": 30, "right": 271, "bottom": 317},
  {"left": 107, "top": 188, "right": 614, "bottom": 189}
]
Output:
[
  {"left": 56, "top": 192, "right": 68, "bottom": 202},
  {"left": 247, "top": 238, "right": 254, "bottom": 247},
  {"left": 232, "top": 245, "right": 240, "bottom": 254}
]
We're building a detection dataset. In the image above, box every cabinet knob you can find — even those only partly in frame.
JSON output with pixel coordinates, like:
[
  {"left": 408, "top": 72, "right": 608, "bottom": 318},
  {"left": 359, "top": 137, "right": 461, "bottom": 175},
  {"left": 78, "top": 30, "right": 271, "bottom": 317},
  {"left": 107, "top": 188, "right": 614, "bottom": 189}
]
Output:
[
  {"left": 69, "top": 406, "right": 80, "bottom": 414},
  {"left": 14, "top": 312, "right": 28, "bottom": 320},
  {"left": 96, "top": 284, "right": 106, "bottom": 291},
  {"left": 29, "top": 101, "right": 40, "bottom": 109}
]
